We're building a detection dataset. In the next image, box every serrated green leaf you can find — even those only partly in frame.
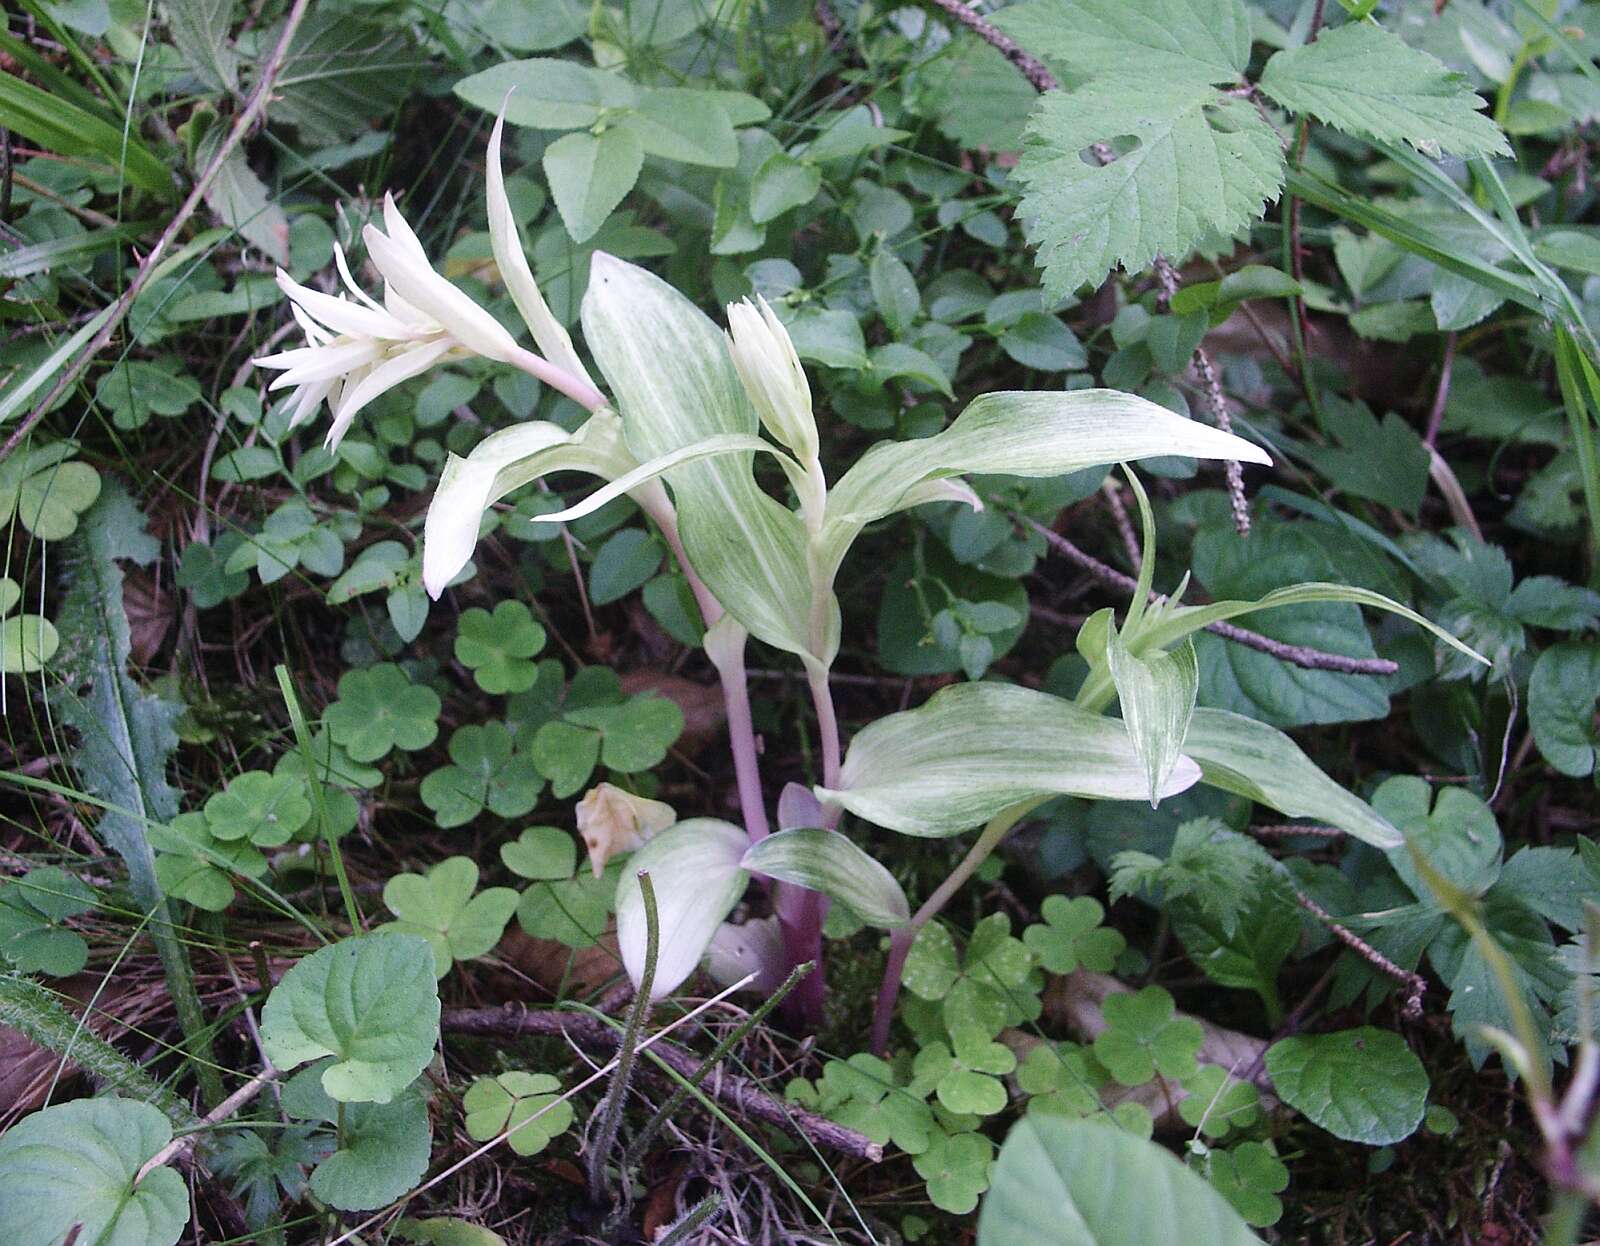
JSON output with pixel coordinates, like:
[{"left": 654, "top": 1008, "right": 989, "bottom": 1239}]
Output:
[
  {"left": 261, "top": 932, "right": 441, "bottom": 1103},
  {"left": 995, "top": 0, "right": 1253, "bottom": 86},
  {"left": 1016, "top": 82, "right": 1283, "bottom": 298},
  {"left": 545, "top": 128, "right": 643, "bottom": 244},
  {"left": 1529, "top": 642, "right": 1600, "bottom": 777},
  {"left": 1259, "top": 22, "right": 1508, "bottom": 158},
  {"left": 1264, "top": 1027, "right": 1428, "bottom": 1145}
]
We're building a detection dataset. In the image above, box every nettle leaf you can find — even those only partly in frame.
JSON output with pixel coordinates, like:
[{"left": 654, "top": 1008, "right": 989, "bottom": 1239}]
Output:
[
  {"left": 741, "top": 828, "right": 909, "bottom": 927},
  {"left": 382, "top": 857, "right": 519, "bottom": 977},
  {"left": 979, "top": 1115, "right": 1264, "bottom": 1246},
  {"left": 997, "top": 0, "right": 1252, "bottom": 84},
  {"left": 1529, "top": 642, "right": 1600, "bottom": 777},
  {"left": 1265, "top": 1026, "right": 1429, "bottom": 1146},
  {"left": 281, "top": 1067, "right": 432, "bottom": 1212},
  {"left": 1015, "top": 83, "right": 1282, "bottom": 299},
  {"left": 1258, "top": 22, "right": 1508, "bottom": 159},
  {"left": 615, "top": 818, "right": 749, "bottom": 997},
  {"left": 0, "top": 1097, "right": 189, "bottom": 1246},
  {"left": 462, "top": 1071, "right": 574, "bottom": 1156},
  {"left": 261, "top": 932, "right": 441, "bottom": 1103}
]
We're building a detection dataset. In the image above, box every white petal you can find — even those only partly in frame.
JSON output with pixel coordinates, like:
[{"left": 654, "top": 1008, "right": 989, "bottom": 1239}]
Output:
[
  {"left": 286, "top": 378, "right": 336, "bottom": 429},
  {"left": 486, "top": 106, "right": 595, "bottom": 388},
  {"left": 333, "top": 243, "right": 385, "bottom": 311},
  {"left": 363, "top": 223, "right": 520, "bottom": 364},
  {"left": 324, "top": 338, "right": 456, "bottom": 448},
  {"left": 382, "top": 192, "right": 433, "bottom": 265},
  {"left": 275, "top": 269, "right": 412, "bottom": 341}
]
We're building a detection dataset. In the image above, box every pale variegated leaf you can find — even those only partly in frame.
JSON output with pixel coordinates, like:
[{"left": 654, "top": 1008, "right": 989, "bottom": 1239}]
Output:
[
  {"left": 741, "top": 828, "right": 910, "bottom": 927},
  {"left": 1183, "top": 708, "right": 1401, "bottom": 848},
  {"left": 1134, "top": 581, "right": 1487, "bottom": 667},
  {"left": 1109, "top": 632, "right": 1199, "bottom": 807},
  {"left": 818, "top": 682, "right": 1201, "bottom": 837},
  {"left": 581, "top": 254, "right": 823, "bottom": 660},
  {"left": 421, "top": 415, "right": 636, "bottom": 597},
  {"left": 615, "top": 818, "right": 750, "bottom": 998},
  {"left": 815, "top": 390, "right": 1271, "bottom": 591}
]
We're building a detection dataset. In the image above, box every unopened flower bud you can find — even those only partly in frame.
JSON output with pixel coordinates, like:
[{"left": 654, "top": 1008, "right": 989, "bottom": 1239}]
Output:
[
  {"left": 575, "top": 783, "right": 676, "bottom": 878},
  {"left": 725, "top": 295, "right": 819, "bottom": 463}
]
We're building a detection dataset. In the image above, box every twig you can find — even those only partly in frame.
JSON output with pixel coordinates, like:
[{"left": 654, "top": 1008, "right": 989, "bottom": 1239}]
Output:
[
  {"left": 441, "top": 1005, "right": 883, "bottom": 1161},
  {"left": 913, "top": 0, "right": 1056, "bottom": 92},
  {"left": 135, "top": 1065, "right": 276, "bottom": 1182},
  {"left": 1293, "top": 888, "right": 1427, "bottom": 1020},
  {"left": 1024, "top": 516, "right": 1400, "bottom": 676},
  {"left": 0, "top": 0, "right": 314, "bottom": 465}
]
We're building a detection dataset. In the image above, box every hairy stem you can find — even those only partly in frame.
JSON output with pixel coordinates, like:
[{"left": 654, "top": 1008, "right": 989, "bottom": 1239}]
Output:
[{"left": 869, "top": 800, "right": 1041, "bottom": 1055}]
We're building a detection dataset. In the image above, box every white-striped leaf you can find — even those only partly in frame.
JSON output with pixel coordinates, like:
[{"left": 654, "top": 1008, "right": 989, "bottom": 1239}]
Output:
[
  {"left": 1109, "top": 632, "right": 1199, "bottom": 807},
  {"left": 421, "top": 414, "right": 637, "bottom": 597},
  {"left": 814, "top": 389, "right": 1272, "bottom": 590},
  {"left": 582, "top": 254, "right": 823, "bottom": 661},
  {"left": 817, "top": 682, "right": 1202, "bottom": 838},
  {"left": 741, "top": 828, "right": 910, "bottom": 927},
  {"left": 1183, "top": 708, "right": 1401, "bottom": 848},
  {"left": 615, "top": 818, "right": 750, "bottom": 998}
]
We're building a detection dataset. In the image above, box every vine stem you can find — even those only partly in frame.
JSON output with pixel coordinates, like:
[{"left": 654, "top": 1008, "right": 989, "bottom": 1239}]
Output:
[{"left": 869, "top": 801, "right": 1041, "bottom": 1056}]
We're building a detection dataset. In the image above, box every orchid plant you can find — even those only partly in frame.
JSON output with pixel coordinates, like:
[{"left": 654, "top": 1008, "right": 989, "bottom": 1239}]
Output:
[{"left": 257, "top": 107, "right": 1486, "bottom": 1039}]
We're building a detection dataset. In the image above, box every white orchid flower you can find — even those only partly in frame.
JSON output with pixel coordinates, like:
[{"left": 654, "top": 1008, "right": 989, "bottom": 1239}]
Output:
[{"left": 255, "top": 107, "right": 604, "bottom": 450}]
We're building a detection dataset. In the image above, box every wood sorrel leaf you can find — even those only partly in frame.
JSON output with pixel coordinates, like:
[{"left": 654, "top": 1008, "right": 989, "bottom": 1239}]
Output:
[{"left": 818, "top": 682, "right": 1201, "bottom": 837}]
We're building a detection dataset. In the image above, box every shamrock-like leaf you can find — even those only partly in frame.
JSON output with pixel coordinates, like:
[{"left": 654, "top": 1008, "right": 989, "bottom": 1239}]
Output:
[
  {"left": 0, "top": 866, "right": 95, "bottom": 976},
  {"left": 152, "top": 811, "right": 269, "bottom": 912},
  {"left": 1093, "top": 985, "right": 1204, "bottom": 1086},
  {"left": 530, "top": 695, "right": 684, "bottom": 796},
  {"left": 500, "top": 825, "right": 578, "bottom": 880},
  {"left": 325, "top": 663, "right": 442, "bottom": 763},
  {"left": 462, "top": 1071, "right": 574, "bottom": 1156},
  {"left": 912, "top": 1129, "right": 995, "bottom": 1214},
  {"left": 1015, "top": 1042, "right": 1108, "bottom": 1118},
  {"left": 204, "top": 770, "right": 312, "bottom": 846},
  {"left": 455, "top": 601, "right": 547, "bottom": 694},
  {"left": 906, "top": 915, "right": 1041, "bottom": 1042},
  {"left": 281, "top": 1066, "right": 432, "bottom": 1211},
  {"left": 513, "top": 853, "right": 620, "bottom": 948},
  {"left": 1373, "top": 776, "right": 1502, "bottom": 903},
  {"left": 0, "top": 442, "right": 102, "bottom": 540},
  {"left": 791, "top": 1054, "right": 936, "bottom": 1155},
  {"left": 0, "top": 612, "right": 59, "bottom": 674},
  {"left": 1023, "top": 895, "right": 1126, "bottom": 974},
  {"left": 1202, "top": 1141, "right": 1289, "bottom": 1228},
  {"left": 0, "top": 1097, "right": 189, "bottom": 1246},
  {"left": 382, "top": 857, "right": 519, "bottom": 977},
  {"left": 420, "top": 722, "right": 543, "bottom": 828},
  {"left": 913, "top": 1037, "right": 1015, "bottom": 1116},
  {"left": 261, "top": 932, "right": 441, "bottom": 1103},
  {"left": 1178, "top": 1066, "right": 1261, "bottom": 1139}
]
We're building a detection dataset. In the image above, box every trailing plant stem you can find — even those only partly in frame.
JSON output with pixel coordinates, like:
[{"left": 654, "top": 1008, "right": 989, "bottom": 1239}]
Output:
[{"left": 869, "top": 799, "right": 1043, "bottom": 1055}]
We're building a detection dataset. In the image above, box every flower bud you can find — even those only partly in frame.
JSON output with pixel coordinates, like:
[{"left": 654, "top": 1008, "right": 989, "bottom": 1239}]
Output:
[
  {"left": 725, "top": 295, "right": 819, "bottom": 463},
  {"left": 575, "top": 783, "right": 676, "bottom": 878}
]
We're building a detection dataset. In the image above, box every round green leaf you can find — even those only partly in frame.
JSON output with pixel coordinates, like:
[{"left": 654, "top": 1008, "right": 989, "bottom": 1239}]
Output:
[
  {"left": 1264, "top": 1027, "right": 1428, "bottom": 1145},
  {"left": 261, "top": 932, "right": 441, "bottom": 1103},
  {"left": 978, "top": 1116, "right": 1264, "bottom": 1246},
  {"left": 0, "top": 614, "right": 59, "bottom": 674},
  {"left": 1529, "top": 642, "right": 1600, "bottom": 777},
  {"left": 0, "top": 1098, "right": 189, "bottom": 1246}
]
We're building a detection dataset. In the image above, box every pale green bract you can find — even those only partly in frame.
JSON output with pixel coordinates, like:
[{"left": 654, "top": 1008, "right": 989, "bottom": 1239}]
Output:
[
  {"left": 614, "top": 818, "right": 750, "bottom": 998},
  {"left": 1108, "top": 631, "right": 1199, "bottom": 807},
  {"left": 741, "top": 828, "right": 910, "bottom": 927},
  {"left": 818, "top": 682, "right": 1203, "bottom": 837}
]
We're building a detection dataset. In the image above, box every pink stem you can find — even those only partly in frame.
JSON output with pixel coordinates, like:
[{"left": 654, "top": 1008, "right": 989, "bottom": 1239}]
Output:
[{"left": 507, "top": 344, "right": 607, "bottom": 413}]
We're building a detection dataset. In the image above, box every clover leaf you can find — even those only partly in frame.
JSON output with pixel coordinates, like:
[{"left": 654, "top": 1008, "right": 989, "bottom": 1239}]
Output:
[
  {"left": 382, "top": 857, "right": 519, "bottom": 977},
  {"left": 261, "top": 932, "right": 441, "bottom": 1103},
  {"left": 94, "top": 358, "right": 201, "bottom": 429},
  {"left": 463, "top": 1071, "right": 574, "bottom": 1156},
  {"left": 455, "top": 601, "right": 546, "bottom": 694},
  {"left": 500, "top": 825, "right": 578, "bottom": 881},
  {"left": 0, "top": 1097, "right": 189, "bottom": 1246},
  {"left": 0, "top": 442, "right": 102, "bottom": 540},
  {"left": 1015, "top": 1042, "right": 1109, "bottom": 1118},
  {"left": 1023, "top": 895, "right": 1126, "bottom": 974},
  {"left": 0, "top": 866, "right": 95, "bottom": 976},
  {"left": 225, "top": 498, "right": 350, "bottom": 584},
  {"left": 0, "top": 577, "right": 59, "bottom": 674},
  {"left": 911, "top": 1129, "right": 994, "bottom": 1214},
  {"left": 152, "top": 811, "right": 269, "bottom": 911},
  {"left": 1201, "top": 1141, "right": 1289, "bottom": 1228},
  {"left": 527, "top": 686, "right": 684, "bottom": 797},
  {"left": 281, "top": 1065, "right": 432, "bottom": 1211},
  {"left": 792, "top": 1054, "right": 936, "bottom": 1154},
  {"left": 904, "top": 915, "right": 1040, "bottom": 1042},
  {"left": 512, "top": 856, "right": 621, "bottom": 948},
  {"left": 912, "top": 1036, "right": 1014, "bottom": 1117},
  {"left": 420, "top": 722, "right": 543, "bottom": 828},
  {"left": 1093, "top": 985, "right": 1205, "bottom": 1086},
  {"left": 1178, "top": 1065, "right": 1261, "bottom": 1139},
  {"left": 325, "top": 663, "right": 442, "bottom": 762},
  {"left": 204, "top": 770, "right": 312, "bottom": 847}
]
